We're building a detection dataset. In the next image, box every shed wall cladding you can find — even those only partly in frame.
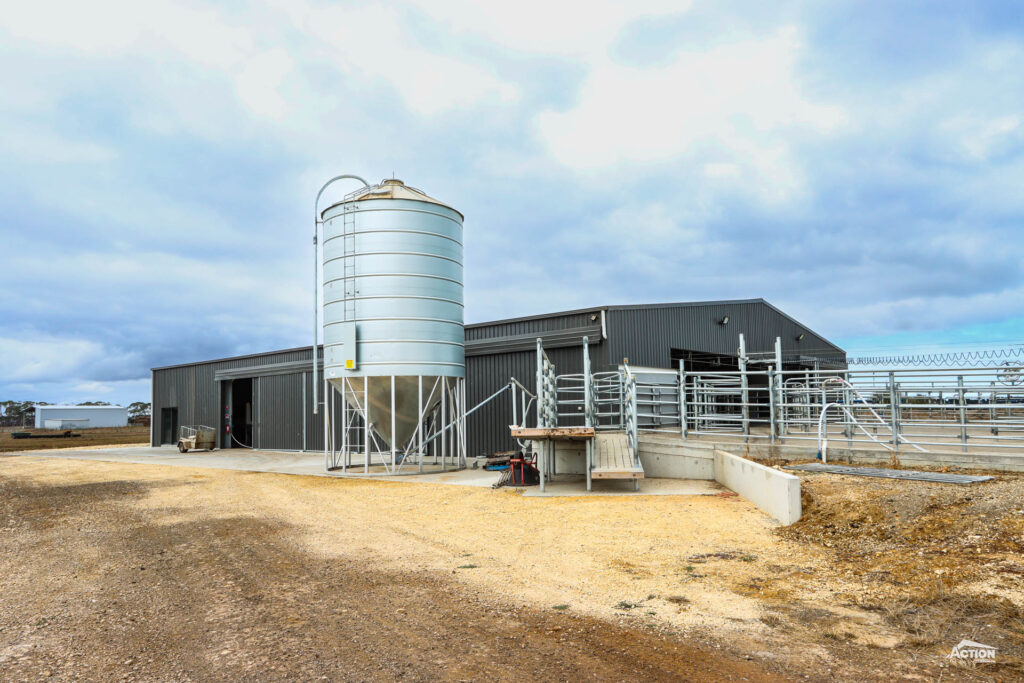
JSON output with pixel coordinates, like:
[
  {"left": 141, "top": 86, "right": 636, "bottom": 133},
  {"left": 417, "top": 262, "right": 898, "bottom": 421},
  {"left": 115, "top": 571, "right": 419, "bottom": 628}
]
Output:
[
  {"left": 605, "top": 301, "right": 844, "bottom": 369},
  {"left": 464, "top": 310, "right": 604, "bottom": 457},
  {"left": 152, "top": 347, "right": 329, "bottom": 448},
  {"left": 257, "top": 373, "right": 305, "bottom": 450},
  {"left": 34, "top": 406, "right": 129, "bottom": 429},
  {"left": 153, "top": 349, "right": 407, "bottom": 451}
]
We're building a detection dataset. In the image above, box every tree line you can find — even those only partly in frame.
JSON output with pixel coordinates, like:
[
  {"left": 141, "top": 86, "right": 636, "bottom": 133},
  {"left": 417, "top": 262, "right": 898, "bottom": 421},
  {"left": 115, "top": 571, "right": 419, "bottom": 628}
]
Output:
[{"left": 0, "top": 401, "right": 151, "bottom": 428}]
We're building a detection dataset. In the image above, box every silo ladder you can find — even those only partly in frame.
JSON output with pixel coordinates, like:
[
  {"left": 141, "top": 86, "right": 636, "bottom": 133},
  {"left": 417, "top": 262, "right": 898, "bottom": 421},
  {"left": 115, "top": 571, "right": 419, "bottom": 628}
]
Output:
[{"left": 342, "top": 202, "right": 357, "bottom": 321}]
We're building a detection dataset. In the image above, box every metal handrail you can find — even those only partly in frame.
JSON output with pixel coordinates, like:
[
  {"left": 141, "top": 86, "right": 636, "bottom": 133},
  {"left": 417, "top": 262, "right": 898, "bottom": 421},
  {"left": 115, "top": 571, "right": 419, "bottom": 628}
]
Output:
[
  {"left": 622, "top": 362, "right": 639, "bottom": 462},
  {"left": 536, "top": 339, "right": 557, "bottom": 428}
]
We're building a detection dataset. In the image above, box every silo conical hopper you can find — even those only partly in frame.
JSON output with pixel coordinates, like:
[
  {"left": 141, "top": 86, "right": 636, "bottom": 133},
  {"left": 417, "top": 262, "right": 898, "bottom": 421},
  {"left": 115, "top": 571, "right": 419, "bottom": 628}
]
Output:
[
  {"left": 320, "top": 179, "right": 465, "bottom": 454},
  {"left": 342, "top": 375, "right": 452, "bottom": 453}
]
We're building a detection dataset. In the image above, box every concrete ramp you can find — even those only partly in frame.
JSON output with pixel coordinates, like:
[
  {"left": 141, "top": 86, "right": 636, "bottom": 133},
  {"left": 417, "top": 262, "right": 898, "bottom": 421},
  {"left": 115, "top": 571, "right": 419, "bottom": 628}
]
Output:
[{"left": 592, "top": 432, "right": 644, "bottom": 480}]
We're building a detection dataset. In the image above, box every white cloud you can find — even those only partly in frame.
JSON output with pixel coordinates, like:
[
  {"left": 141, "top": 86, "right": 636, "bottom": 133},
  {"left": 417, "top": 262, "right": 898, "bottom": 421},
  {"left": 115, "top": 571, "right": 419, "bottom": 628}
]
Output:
[
  {"left": 235, "top": 49, "right": 296, "bottom": 121},
  {"left": 939, "top": 114, "right": 1022, "bottom": 161},
  {"left": 71, "top": 381, "right": 116, "bottom": 395},
  {"left": 267, "top": 2, "right": 518, "bottom": 116},
  {"left": 2, "top": 0, "right": 519, "bottom": 132},
  {"left": 0, "top": 335, "right": 104, "bottom": 382},
  {"left": 416, "top": 0, "right": 687, "bottom": 56},
  {"left": 535, "top": 27, "right": 845, "bottom": 201},
  {"left": 1, "top": 1, "right": 252, "bottom": 65}
]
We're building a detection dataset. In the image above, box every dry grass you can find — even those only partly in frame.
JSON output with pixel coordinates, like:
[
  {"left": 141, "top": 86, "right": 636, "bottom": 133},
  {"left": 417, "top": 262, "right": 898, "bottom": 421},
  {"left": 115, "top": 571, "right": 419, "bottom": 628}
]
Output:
[
  {"left": 0, "top": 426, "right": 149, "bottom": 453},
  {"left": 880, "top": 581, "right": 1024, "bottom": 650}
]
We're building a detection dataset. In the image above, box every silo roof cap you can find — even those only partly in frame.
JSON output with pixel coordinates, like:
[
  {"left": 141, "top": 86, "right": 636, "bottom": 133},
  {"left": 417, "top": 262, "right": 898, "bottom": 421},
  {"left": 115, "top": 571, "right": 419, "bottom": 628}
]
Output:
[{"left": 333, "top": 178, "right": 463, "bottom": 219}]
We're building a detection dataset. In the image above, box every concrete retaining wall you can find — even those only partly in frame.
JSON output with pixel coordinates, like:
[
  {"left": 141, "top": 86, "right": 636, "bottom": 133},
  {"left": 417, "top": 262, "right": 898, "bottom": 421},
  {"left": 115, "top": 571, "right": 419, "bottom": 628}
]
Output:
[
  {"left": 637, "top": 434, "right": 801, "bottom": 525},
  {"left": 687, "top": 438, "right": 1024, "bottom": 473},
  {"left": 713, "top": 449, "right": 801, "bottom": 525},
  {"left": 638, "top": 438, "right": 714, "bottom": 479}
]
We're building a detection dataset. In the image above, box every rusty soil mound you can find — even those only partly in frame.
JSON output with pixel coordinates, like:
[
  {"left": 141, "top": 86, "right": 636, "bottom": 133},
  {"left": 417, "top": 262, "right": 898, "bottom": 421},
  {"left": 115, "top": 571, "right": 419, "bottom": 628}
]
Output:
[{"left": 780, "top": 472, "right": 1024, "bottom": 668}]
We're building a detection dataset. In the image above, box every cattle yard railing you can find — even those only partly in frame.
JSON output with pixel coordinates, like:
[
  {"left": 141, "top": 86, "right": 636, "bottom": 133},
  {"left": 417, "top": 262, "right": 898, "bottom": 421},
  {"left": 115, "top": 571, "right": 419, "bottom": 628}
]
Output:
[
  {"left": 540, "top": 328, "right": 1024, "bottom": 457},
  {"left": 683, "top": 366, "right": 1024, "bottom": 454}
]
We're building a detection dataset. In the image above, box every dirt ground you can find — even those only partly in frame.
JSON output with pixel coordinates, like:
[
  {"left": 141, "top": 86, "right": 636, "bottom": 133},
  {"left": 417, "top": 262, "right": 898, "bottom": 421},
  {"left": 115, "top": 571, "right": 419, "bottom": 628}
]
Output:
[
  {"left": 1, "top": 455, "right": 1022, "bottom": 681},
  {"left": 0, "top": 426, "right": 149, "bottom": 453},
  {"left": 781, "top": 470, "right": 1024, "bottom": 666}
]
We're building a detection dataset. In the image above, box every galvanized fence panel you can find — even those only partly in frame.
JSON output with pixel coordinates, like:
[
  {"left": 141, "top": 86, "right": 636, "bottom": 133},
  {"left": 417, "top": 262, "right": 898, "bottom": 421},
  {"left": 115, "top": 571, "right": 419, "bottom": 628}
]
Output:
[{"left": 680, "top": 366, "right": 1024, "bottom": 454}]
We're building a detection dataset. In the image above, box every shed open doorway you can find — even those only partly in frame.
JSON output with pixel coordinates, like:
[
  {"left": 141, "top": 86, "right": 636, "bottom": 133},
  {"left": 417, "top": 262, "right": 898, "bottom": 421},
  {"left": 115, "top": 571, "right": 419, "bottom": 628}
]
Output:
[{"left": 227, "top": 378, "right": 253, "bottom": 448}]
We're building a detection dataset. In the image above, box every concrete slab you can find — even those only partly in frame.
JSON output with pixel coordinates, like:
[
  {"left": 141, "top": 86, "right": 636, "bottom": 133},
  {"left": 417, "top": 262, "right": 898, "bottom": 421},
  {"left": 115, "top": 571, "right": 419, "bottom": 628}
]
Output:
[
  {"left": 519, "top": 476, "right": 722, "bottom": 497},
  {"left": 4, "top": 446, "right": 721, "bottom": 497},
  {"left": 351, "top": 467, "right": 503, "bottom": 488},
  {"left": 4, "top": 446, "right": 326, "bottom": 477}
]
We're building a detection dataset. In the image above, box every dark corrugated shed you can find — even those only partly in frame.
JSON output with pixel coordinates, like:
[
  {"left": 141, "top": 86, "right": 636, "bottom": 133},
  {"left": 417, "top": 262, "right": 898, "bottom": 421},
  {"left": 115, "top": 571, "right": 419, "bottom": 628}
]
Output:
[{"left": 151, "top": 299, "right": 844, "bottom": 457}]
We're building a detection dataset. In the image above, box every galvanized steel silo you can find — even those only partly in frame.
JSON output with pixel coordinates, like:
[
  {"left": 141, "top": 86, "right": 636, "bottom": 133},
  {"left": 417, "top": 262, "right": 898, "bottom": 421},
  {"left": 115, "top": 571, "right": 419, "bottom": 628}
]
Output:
[{"left": 315, "top": 178, "right": 466, "bottom": 468}]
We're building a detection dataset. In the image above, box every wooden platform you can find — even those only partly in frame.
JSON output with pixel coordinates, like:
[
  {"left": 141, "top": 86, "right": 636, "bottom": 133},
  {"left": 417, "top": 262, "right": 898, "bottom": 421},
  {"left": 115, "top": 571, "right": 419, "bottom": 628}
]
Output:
[
  {"left": 591, "top": 432, "right": 644, "bottom": 480},
  {"left": 509, "top": 426, "right": 595, "bottom": 441}
]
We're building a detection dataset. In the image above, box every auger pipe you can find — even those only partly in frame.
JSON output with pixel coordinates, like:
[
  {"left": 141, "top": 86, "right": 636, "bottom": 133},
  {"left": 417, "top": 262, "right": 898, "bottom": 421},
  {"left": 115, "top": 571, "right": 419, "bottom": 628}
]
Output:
[{"left": 312, "top": 174, "right": 369, "bottom": 415}]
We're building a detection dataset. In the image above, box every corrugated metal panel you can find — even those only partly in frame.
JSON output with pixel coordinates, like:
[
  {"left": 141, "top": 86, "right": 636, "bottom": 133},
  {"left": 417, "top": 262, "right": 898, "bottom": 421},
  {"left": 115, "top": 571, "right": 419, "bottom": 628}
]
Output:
[
  {"left": 466, "top": 310, "right": 601, "bottom": 341},
  {"left": 465, "top": 339, "right": 602, "bottom": 457},
  {"left": 463, "top": 309, "right": 606, "bottom": 456},
  {"left": 605, "top": 301, "right": 844, "bottom": 369},
  {"left": 255, "top": 373, "right": 304, "bottom": 450},
  {"left": 466, "top": 324, "right": 601, "bottom": 356},
  {"left": 152, "top": 345, "right": 315, "bottom": 371},
  {"left": 151, "top": 348, "right": 314, "bottom": 447}
]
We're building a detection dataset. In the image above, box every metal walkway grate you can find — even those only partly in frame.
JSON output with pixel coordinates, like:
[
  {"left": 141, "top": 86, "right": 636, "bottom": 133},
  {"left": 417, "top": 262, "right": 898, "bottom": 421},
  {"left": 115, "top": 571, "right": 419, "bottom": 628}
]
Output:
[{"left": 784, "top": 463, "right": 993, "bottom": 484}]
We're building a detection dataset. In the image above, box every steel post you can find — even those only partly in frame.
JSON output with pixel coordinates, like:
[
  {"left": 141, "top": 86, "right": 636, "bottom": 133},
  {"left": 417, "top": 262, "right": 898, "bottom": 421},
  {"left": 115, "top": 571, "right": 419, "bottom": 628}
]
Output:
[
  {"left": 586, "top": 440, "right": 592, "bottom": 492},
  {"left": 536, "top": 339, "right": 544, "bottom": 428},
  {"left": 441, "top": 379, "right": 447, "bottom": 472},
  {"left": 774, "top": 336, "right": 783, "bottom": 438},
  {"left": 417, "top": 376, "right": 424, "bottom": 473},
  {"left": 888, "top": 372, "right": 899, "bottom": 450},
  {"left": 738, "top": 334, "right": 750, "bottom": 441},
  {"left": 958, "top": 375, "right": 968, "bottom": 452},
  {"left": 678, "top": 359, "right": 687, "bottom": 439},
  {"left": 390, "top": 375, "right": 397, "bottom": 470},
  {"left": 364, "top": 376, "right": 370, "bottom": 474},
  {"left": 341, "top": 379, "right": 347, "bottom": 472},
  {"left": 323, "top": 379, "right": 330, "bottom": 470}
]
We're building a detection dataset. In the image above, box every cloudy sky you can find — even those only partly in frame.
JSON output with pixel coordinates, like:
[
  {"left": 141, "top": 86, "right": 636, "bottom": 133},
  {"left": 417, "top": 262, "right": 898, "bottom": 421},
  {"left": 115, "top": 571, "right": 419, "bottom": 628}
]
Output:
[{"left": 2, "top": 1, "right": 1023, "bottom": 406}]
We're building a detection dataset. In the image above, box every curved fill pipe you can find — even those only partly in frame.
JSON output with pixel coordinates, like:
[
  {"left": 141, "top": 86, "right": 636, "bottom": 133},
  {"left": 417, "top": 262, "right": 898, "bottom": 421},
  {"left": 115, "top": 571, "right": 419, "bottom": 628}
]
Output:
[{"left": 313, "top": 174, "right": 370, "bottom": 414}]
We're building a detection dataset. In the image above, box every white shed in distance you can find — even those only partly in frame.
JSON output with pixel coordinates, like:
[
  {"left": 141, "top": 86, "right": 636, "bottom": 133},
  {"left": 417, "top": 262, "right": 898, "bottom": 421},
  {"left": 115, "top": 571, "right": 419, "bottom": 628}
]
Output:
[{"left": 34, "top": 405, "right": 129, "bottom": 430}]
